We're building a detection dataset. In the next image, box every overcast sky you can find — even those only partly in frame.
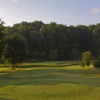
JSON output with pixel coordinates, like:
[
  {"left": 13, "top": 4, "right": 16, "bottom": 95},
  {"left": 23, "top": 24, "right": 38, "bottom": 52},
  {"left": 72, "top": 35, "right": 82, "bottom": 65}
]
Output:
[{"left": 0, "top": 0, "right": 100, "bottom": 26}]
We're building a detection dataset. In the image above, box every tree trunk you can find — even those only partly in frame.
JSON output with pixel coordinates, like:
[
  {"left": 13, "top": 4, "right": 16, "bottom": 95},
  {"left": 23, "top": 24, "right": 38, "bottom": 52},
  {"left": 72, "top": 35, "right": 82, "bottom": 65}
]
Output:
[
  {"left": 97, "top": 67, "right": 99, "bottom": 70},
  {"left": 11, "top": 64, "right": 15, "bottom": 70}
]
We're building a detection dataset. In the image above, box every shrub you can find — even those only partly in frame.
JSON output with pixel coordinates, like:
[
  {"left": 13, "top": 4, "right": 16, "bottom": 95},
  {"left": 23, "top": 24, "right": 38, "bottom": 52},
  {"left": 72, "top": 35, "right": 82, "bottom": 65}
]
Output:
[
  {"left": 93, "top": 57, "right": 100, "bottom": 70},
  {"left": 81, "top": 51, "right": 92, "bottom": 66}
]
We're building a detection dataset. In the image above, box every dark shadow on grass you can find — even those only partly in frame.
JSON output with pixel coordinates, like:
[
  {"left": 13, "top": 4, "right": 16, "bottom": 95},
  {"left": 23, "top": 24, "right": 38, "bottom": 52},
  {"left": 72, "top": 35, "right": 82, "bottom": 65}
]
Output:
[
  {"left": 16, "top": 63, "right": 79, "bottom": 68},
  {"left": 0, "top": 68, "right": 100, "bottom": 87},
  {"left": 0, "top": 98, "right": 12, "bottom": 100}
]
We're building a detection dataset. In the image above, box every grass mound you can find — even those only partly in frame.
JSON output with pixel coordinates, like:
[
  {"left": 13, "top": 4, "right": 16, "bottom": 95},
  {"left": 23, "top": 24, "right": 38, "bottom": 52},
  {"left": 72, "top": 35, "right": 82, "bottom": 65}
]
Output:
[{"left": 0, "top": 84, "right": 100, "bottom": 100}]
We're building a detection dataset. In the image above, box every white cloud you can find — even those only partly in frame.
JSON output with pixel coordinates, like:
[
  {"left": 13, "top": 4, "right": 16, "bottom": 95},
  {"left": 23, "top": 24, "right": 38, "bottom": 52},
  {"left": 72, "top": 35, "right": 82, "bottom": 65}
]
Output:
[
  {"left": 66, "top": 14, "right": 72, "bottom": 18},
  {"left": 0, "top": 10, "right": 4, "bottom": 13},
  {"left": 82, "top": 0, "right": 98, "bottom": 4},
  {"left": 0, "top": 10, "right": 4, "bottom": 15},
  {"left": 91, "top": 8, "right": 100, "bottom": 14},
  {"left": 12, "top": 0, "right": 18, "bottom": 2}
]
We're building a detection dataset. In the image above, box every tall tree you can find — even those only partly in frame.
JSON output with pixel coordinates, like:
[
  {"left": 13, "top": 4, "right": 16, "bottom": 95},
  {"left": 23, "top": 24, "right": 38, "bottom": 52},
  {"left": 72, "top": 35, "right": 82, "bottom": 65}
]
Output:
[
  {"left": 49, "top": 49, "right": 58, "bottom": 60},
  {"left": 93, "top": 24, "right": 100, "bottom": 57},
  {"left": 0, "top": 18, "right": 5, "bottom": 62},
  {"left": 2, "top": 33, "right": 27, "bottom": 69}
]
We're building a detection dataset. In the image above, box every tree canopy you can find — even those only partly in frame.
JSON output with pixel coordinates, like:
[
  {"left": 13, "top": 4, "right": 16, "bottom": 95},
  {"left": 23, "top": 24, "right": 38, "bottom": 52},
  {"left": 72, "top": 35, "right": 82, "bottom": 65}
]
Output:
[
  {"left": 1, "top": 33, "right": 27, "bottom": 69},
  {"left": 0, "top": 20, "right": 100, "bottom": 63}
]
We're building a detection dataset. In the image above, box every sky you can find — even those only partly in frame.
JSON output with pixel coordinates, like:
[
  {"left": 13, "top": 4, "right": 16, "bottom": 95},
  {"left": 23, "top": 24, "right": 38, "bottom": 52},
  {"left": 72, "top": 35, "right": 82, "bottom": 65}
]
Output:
[{"left": 0, "top": 0, "right": 100, "bottom": 26}]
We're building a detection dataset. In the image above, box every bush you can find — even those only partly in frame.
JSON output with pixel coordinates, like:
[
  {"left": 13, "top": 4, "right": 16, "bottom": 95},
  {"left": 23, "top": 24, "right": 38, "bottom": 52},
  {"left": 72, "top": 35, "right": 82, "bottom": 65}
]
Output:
[
  {"left": 93, "top": 57, "right": 100, "bottom": 70},
  {"left": 81, "top": 51, "right": 92, "bottom": 66}
]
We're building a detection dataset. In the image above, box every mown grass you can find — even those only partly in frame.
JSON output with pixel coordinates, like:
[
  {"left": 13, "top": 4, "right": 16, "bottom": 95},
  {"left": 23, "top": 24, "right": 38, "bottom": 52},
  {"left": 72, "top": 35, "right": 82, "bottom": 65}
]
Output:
[{"left": 0, "top": 61, "right": 100, "bottom": 100}]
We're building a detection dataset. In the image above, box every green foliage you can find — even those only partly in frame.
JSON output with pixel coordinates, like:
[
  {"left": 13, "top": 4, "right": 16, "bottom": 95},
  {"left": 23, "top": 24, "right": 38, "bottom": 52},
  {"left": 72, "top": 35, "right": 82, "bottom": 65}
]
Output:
[
  {"left": 82, "top": 51, "right": 92, "bottom": 66},
  {"left": 49, "top": 49, "right": 58, "bottom": 60},
  {"left": 93, "top": 57, "right": 100, "bottom": 70},
  {"left": 0, "top": 18, "right": 5, "bottom": 62},
  {"left": 1, "top": 33, "right": 27, "bottom": 69},
  {"left": 0, "top": 18, "right": 5, "bottom": 39},
  {"left": 1, "top": 20, "right": 100, "bottom": 61},
  {"left": 93, "top": 24, "right": 100, "bottom": 56},
  {"left": 69, "top": 47, "right": 79, "bottom": 60}
]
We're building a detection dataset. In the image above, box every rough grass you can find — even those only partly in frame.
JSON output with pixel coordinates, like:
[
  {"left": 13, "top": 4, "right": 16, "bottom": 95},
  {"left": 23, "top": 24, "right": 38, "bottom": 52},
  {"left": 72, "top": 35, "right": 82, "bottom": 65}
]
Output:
[{"left": 0, "top": 61, "right": 100, "bottom": 100}]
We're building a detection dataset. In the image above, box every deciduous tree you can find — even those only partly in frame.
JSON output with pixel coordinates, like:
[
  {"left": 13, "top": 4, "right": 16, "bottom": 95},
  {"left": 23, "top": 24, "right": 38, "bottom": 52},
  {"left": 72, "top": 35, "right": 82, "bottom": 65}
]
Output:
[{"left": 2, "top": 33, "right": 27, "bottom": 69}]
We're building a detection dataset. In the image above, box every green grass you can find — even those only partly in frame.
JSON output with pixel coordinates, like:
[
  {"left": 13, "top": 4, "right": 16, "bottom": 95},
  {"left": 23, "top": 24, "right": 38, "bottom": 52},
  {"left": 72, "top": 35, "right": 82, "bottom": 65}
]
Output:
[{"left": 0, "top": 61, "right": 100, "bottom": 100}]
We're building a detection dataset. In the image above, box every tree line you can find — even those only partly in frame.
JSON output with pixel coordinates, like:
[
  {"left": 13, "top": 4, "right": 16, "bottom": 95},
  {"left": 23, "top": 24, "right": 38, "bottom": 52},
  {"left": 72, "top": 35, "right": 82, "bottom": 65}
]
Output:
[{"left": 0, "top": 19, "right": 100, "bottom": 65}]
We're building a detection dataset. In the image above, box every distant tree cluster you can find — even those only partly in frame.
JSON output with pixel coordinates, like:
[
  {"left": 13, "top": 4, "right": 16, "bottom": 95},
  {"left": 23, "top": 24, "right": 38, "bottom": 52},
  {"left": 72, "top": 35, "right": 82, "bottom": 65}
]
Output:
[{"left": 0, "top": 18, "right": 100, "bottom": 69}]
